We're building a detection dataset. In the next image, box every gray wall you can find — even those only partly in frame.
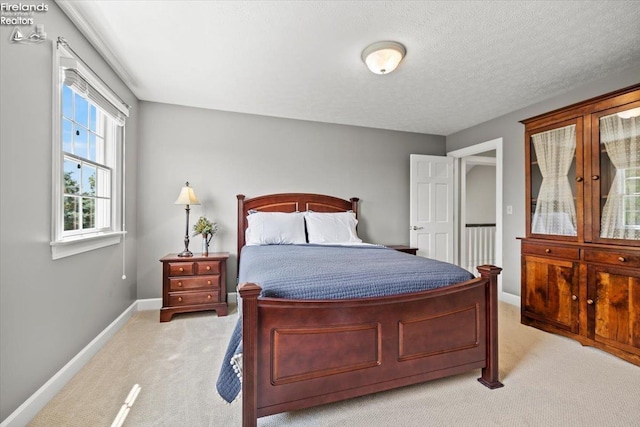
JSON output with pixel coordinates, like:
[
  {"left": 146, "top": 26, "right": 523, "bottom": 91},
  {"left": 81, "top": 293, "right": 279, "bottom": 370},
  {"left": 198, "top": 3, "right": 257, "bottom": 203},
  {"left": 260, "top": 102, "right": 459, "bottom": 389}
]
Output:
[
  {"left": 447, "top": 65, "right": 640, "bottom": 296},
  {"left": 0, "top": 3, "right": 139, "bottom": 421},
  {"left": 137, "top": 101, "right": 445, "bottom": 298},
  {"left": 466, "top": 165, "right": 496, "bottom": 224}
]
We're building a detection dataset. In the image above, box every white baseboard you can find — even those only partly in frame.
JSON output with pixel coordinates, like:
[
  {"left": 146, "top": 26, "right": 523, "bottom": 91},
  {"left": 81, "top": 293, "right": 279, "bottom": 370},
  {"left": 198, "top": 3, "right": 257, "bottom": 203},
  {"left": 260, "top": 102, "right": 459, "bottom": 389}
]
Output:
[
  {"left": 137, "top": 297, "right": 162, "bottom": 311},
  {"left": 228, "top": 291, "right": 237, "bottom": 304},
  {"left": 500, "top": 291, "right": 521, "bottom": 307},
  {"left": 0, "top": 301, "right": 138, "bottom": 427}
]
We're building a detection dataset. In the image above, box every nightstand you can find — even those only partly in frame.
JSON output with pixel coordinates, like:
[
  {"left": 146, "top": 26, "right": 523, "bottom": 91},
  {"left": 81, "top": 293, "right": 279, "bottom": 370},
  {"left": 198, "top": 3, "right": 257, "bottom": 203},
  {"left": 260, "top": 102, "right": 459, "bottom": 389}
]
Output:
[
  {"left": 386, "top": 245, "right": 418, "bottom": 255},
  {"left": 160, "top": 252, "right": 229, "bottom": 322}
]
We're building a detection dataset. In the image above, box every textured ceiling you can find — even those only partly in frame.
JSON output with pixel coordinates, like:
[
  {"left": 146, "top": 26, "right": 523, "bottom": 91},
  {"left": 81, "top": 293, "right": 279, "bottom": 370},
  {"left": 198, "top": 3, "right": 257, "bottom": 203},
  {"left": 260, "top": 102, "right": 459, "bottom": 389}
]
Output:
[{"left": 57, "top": 1, "right": 640, "bottom": 135}]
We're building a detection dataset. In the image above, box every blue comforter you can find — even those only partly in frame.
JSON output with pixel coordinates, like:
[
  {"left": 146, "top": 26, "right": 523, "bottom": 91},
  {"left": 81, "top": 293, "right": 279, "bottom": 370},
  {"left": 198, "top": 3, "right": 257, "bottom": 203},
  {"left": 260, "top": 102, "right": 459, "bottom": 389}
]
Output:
[{"left": 216, "top": 244, "right": 473, "bottom": 403}]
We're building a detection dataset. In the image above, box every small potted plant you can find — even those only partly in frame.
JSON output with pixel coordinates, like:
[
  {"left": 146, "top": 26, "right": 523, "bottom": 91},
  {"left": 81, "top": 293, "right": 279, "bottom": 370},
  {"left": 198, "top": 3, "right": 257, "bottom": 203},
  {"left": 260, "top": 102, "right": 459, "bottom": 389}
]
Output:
[{"left": 193, "top": 216, "right": 218, "bottom": 256}]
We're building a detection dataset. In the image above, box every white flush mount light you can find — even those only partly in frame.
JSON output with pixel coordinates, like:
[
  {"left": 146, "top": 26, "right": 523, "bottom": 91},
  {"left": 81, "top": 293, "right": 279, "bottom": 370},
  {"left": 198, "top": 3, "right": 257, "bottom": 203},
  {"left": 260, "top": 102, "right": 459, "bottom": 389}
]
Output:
[{"left": 361, "top": 41, "right": 406, "bottom": 75}]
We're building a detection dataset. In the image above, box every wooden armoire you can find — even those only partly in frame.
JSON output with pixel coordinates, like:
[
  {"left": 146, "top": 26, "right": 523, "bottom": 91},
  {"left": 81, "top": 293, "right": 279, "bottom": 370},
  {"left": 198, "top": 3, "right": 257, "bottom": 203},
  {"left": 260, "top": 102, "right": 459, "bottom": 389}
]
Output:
[{"left": 520, "top": 84, "right": 640, "bottom": 366}]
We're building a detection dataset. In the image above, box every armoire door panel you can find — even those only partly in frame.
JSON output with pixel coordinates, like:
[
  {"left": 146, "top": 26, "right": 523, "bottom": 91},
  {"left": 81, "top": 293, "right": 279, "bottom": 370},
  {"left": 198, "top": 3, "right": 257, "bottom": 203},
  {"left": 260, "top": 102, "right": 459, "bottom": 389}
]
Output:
[
  {"left": 588, "top": 265, "right": 640, "bottom": 355},
  {"left": 522, "top": 255, "right": 577, "bottom": 332}
]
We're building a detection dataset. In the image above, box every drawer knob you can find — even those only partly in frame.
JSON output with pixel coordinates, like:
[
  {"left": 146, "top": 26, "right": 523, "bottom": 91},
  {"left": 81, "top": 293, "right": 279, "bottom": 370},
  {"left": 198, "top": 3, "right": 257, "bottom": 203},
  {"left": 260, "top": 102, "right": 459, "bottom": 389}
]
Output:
[
  {"left": 618, "top": 256, "right": 626, "bottom": 262},
  {"left": 587, "top": 299, "right": 594, "bottom": 305},
  {"left": 576, "top": 176, "right": 583, "bottom": 182},
  {"left": 571, "top": 295, "right": 577, "bottom": 301},
  {"left": 206, "top": 266, "right": 211, "bottom": 271},
  {"left": 178, "top": 297, "right": 183, "bottom": 302},
  {"left": 545, "top": 248, "right": 551, "bottom": 253},
  {"left": 207, "top": 294, "right": 212, "bottom": 299},
  {"left": 178, "top": 281, "right": 183, "bottom": 287},
  {"left": 591, "top": 175, "right": 600, "bottom": 180},
  {"left": 207, "top": 280, "right": 212, "bottom": 285},
  {"left": 179, "top": 267, "right": 184, "bottom": 272}
]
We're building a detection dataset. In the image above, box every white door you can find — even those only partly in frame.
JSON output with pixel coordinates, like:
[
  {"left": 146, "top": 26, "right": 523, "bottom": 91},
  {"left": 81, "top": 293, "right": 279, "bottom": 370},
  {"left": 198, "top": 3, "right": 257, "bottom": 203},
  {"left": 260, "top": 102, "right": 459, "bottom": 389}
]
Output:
[{"left": 410, "top": 154, "right": 454, "bottom": 262}]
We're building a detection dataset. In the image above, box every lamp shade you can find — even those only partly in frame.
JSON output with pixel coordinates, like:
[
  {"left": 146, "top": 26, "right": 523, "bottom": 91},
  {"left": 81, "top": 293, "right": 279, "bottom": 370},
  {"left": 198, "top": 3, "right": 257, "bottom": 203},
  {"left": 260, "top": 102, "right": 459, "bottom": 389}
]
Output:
[
  {"left": 174, "top": 182, "right": 200, "bottom": 205},
  {"left": 361, "top": 41, "right": 406, "bottom": 75}
]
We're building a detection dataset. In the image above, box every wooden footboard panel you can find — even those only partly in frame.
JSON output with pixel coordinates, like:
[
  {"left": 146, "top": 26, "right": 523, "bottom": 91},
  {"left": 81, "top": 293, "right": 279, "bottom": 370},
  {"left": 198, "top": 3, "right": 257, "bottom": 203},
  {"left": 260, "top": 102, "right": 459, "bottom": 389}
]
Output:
[
  {"left": 258, "top": 283, "right": 486, "bottom": 412},
  {"left": 240, "top": 266, "right": 502, "bottom": 426}
]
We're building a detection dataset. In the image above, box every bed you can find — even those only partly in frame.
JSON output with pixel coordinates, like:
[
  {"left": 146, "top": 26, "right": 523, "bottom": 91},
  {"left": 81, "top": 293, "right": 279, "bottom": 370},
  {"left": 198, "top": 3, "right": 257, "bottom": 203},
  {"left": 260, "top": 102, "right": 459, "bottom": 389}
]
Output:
[{"left": 219, "top": 193, "right": 502, "bottom": 427}]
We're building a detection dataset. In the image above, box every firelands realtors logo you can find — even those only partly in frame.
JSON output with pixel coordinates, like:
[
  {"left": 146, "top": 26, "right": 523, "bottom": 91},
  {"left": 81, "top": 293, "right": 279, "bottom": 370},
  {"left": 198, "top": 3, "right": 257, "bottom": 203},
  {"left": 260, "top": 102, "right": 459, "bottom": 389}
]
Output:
[
  {"left": 1, "top": 2, "right": 48, "bottom": 43},
  {"left": 1, "top": 2, "right": 47, "bottom": 25}
]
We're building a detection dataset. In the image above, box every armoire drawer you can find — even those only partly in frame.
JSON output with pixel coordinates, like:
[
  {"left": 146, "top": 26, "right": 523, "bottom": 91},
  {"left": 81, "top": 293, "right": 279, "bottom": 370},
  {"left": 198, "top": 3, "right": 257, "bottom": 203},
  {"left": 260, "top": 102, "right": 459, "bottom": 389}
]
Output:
[
  {"left": 521, "top": 242, "right": 580, "bottom": 260},
  {"left": 583, "top": 249, "right": 640, "bottom": 268}
]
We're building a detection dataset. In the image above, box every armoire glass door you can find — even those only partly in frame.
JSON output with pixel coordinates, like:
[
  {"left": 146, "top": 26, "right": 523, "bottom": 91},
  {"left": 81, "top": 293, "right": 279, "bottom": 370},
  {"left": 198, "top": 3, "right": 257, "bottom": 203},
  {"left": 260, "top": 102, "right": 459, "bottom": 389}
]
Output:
[
  {"left": 597, "top": 106, "right": 640, "bottom": 242},
  {"left": 529, "top": 123, "right": 579, "bottom": 237}
]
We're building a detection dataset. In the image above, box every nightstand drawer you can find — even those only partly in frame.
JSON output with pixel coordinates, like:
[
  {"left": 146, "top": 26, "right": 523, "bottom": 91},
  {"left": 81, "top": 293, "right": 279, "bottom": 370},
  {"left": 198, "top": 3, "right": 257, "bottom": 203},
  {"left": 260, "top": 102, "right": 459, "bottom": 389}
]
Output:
[
  {"left": 196, "top": 261, "right": 221, "bottom": 275},
  {"left": 168, "top": 262, "right": 195, "bottom": 276},
  {"left": 521, "top": 242, "right": 579, "bottom": 260},
  {"left": 169, "top": 290, "right": 220, "bottom": 306},
  {"left": 169, "top": 275, "right": 220, "bottom": 291},
  {"left": 584, "top": 249, "right": 640, "bottom": 268}
]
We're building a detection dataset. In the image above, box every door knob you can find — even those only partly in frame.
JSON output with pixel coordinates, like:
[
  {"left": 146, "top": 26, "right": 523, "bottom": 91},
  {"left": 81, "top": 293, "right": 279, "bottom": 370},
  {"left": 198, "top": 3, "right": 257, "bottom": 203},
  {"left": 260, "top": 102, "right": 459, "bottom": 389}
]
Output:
[{"left": 410, "top": 226, "right": 424, "bottom": 231}]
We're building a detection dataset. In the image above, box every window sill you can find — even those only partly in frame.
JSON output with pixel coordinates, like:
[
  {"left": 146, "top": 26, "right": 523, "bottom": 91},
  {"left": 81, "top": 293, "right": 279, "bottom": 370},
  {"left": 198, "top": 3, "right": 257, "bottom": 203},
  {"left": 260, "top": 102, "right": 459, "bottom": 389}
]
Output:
[{"left": 50, "top": 231, "right": 126, "bottom": 260}]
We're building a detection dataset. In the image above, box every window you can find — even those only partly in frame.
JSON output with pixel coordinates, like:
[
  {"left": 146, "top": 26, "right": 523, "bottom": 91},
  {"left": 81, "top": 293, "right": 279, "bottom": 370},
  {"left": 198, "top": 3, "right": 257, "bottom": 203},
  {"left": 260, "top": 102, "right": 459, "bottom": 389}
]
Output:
[{"left": 51, "top": 42, "right": 129, "bottom": 259}]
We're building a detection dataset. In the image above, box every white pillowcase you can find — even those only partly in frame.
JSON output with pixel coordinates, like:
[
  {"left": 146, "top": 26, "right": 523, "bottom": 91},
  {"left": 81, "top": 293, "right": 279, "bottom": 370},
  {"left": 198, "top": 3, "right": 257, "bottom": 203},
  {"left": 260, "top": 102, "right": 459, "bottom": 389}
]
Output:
[
  {"left": 245, "top": 211, "right": 306, "bottom": 245},
  {"left": 305, "top": 211, "right": 362, "bottom": 244}
]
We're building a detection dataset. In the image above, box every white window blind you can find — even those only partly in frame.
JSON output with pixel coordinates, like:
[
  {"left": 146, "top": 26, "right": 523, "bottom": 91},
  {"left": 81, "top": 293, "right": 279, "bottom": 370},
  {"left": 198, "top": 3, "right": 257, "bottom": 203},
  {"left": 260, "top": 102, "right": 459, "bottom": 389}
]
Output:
[{"left": 63, "top": 68, "right": 127, "bottom": 125}]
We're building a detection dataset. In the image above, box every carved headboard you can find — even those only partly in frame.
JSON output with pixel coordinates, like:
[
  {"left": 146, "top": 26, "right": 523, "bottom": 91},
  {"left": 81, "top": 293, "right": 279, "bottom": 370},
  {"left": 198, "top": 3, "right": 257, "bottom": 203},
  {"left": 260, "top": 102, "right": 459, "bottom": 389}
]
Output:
[{"left": 236, "top": 193, "right": 359, "bottom": 266}]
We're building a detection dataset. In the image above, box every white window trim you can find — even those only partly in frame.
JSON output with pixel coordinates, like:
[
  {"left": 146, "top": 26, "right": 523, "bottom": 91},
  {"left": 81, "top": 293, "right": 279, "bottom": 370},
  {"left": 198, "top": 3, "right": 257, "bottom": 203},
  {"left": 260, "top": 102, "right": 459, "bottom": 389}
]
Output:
[
  {"left": 51, "top": 41, "right": 129, "bottom": 259},
  {"left": 51, "top": 231, "right": 127, "bottom": 260}
]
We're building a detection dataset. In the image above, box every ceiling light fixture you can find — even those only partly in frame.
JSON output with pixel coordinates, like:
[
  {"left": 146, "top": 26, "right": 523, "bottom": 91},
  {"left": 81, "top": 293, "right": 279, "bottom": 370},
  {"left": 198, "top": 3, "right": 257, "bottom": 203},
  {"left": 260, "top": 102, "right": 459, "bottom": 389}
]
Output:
[{"left": 361, "top": 41, "right": 406, "bottom": 75}]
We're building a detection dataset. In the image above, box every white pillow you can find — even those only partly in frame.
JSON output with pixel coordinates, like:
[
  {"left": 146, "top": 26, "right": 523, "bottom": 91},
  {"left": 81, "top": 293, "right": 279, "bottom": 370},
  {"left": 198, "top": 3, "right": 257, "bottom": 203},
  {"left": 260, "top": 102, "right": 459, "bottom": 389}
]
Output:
[
  {"left": 305, "top": 211, "right": 362, "bottom": 244},
  {"left": 245, "top": 211, "right": 306, "bottom": 245}
]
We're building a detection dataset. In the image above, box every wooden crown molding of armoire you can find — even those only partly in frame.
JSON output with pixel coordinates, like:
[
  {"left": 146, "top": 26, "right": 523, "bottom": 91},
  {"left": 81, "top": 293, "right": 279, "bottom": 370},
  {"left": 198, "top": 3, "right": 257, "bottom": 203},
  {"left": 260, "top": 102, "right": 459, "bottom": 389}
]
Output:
[{"left": 519, "top": 83, "right": 640, "bottom": 366}]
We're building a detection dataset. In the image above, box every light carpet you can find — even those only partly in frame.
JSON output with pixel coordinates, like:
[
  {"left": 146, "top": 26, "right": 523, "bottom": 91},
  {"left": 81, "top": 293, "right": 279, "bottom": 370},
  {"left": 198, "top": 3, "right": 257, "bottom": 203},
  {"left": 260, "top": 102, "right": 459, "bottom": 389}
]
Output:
[{"left": 29, "top": 302, "right": 640, "bottom": 426}]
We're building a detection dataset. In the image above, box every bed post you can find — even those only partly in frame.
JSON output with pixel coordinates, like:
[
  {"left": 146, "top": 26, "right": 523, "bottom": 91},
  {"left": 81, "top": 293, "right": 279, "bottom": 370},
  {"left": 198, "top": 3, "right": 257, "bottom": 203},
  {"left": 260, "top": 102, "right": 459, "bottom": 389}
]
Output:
[
  {"left": 239, "top": 282, "right": 261, "bottom": 427},
  {"left": 237, "top": 195, "right": 246, "bottom": 271},
  {"left": 350, "top": 197, "right": 359, "bottom": 218},
  {"left": 476, "top": 265, "right": 504, "bottom": 389}
]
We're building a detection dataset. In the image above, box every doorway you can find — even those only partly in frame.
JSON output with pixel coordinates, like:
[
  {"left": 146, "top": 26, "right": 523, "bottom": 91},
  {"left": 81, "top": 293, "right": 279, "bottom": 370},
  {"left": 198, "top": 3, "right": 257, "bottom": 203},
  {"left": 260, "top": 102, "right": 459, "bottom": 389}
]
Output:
[
  {"left": 460, "top": 155, "right": 496, "bottom": 273},
  {"left": 448, "top": 138, "right": 504, "bottom": 296}
]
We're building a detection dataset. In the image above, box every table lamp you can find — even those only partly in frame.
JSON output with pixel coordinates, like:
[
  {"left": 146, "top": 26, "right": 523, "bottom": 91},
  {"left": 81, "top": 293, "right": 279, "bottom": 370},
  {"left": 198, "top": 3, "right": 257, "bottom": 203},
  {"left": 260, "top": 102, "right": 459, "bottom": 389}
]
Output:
[{"left": 174, "top": 181, "right": 200, "bottom": 257}]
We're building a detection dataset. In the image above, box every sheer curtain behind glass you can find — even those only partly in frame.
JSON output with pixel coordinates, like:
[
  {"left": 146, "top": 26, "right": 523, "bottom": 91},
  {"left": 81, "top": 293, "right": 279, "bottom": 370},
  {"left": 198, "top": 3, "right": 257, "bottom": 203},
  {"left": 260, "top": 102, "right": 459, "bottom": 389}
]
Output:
[
  {"left": 531, "top": 125, "right": 577, "bottom": 236},
  {"left": 600, "top": 111, "right": 640, "bottom": 240}
]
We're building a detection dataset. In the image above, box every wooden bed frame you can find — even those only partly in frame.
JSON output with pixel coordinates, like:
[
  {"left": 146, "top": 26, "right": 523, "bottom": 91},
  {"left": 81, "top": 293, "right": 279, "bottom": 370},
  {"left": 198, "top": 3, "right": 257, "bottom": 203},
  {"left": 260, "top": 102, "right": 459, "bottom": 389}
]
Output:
[{"left": 236, "top": 193, "right": 502, "bottom": 427}]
